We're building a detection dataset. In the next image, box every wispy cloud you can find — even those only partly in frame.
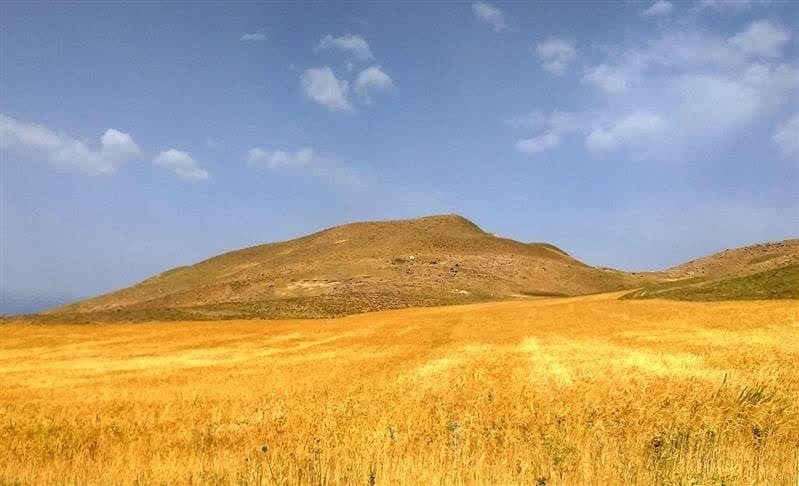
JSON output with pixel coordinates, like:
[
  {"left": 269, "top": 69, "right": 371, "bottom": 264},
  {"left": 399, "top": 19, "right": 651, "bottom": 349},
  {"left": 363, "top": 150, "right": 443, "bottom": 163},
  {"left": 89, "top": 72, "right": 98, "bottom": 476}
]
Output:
[
  {"left": 472, "top": 2, "right": 505, "bottom": 32},
  {"left": 583, "top": 64, "right": 629, "bottom": 93},
  {"left": 240, "top": 32, "right": 266, "bottom": 42},
  {"left": 0, "top": 113, "right": 140, "bottom": 174},
  {"left": 729, "top": 20, "right": 791, "bottom": 59},
  {"left": 511, "top": 17, "right": 799, "bottom": 161},
  {"left": 300, "top": 66, "right": 353, "bottom": 112},
  {"left": 535, "top": 39, "right": 577, "bottom": 75},
  {"left": 507, "top": 110, "right": 598, "bottom": 155},
  {"left": 516, "top": 133, "right": 561, "bottom": 154},
  {"left": 586, "top": 112, "right": 665, "bottom": 153},
  {"left": 641, "top": 1, "right": 673, "bottom": 17},
  {"left": 247, "top": 147, "right": 313, "bottom": 169},
  {"left": 153, "top": 149, "right": 211, "bottom": 181},
  {"left": 248, "top": 147, "right": 369, "bottom": 186},
  {"left": 698, "top": 0, "right": 768, "bottom": 10},
  {"left": 773, "top": 114, "right": 799, "bottom": 159},
  {"left": 316, "top": 34, "right": 374, "bottom": 62}
]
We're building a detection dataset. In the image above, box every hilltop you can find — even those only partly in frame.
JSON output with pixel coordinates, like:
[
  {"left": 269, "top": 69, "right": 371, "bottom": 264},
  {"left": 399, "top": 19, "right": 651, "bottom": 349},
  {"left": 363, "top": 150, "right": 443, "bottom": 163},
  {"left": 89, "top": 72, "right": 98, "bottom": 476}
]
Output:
[{"left": 42, "top": 214, "right": 654, "bottom": 321}]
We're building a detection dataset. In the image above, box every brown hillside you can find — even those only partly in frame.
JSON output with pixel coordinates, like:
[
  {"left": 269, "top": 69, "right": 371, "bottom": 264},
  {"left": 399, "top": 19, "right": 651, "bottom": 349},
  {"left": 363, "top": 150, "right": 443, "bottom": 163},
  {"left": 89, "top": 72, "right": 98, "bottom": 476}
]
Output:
[
  {"left": 624, "top": 238, "right": 799, "bottom": 301},
  {"left": 45, "top": 214, "right": 653, "bottom": 321},
  {"left": 667, "top": 238, "right": 799, "bottom": 279}
]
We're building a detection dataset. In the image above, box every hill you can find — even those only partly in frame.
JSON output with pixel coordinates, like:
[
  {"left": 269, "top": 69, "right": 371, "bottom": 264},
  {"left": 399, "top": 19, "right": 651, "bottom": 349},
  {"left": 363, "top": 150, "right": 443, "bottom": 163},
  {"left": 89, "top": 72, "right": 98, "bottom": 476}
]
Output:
[
  {"left": 40, "top": 214, "right": 655, "bottom": 322},
  {"left": 623, "top": 238, "right": 799, "bottom": 301}
]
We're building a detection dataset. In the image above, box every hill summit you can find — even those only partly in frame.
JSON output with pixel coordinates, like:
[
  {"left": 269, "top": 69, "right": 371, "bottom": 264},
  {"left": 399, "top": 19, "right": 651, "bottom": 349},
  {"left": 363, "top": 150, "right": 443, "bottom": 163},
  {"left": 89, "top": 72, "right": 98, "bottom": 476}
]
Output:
[{"left": 48, "top": 214, "right": 648, "bottom": 321}]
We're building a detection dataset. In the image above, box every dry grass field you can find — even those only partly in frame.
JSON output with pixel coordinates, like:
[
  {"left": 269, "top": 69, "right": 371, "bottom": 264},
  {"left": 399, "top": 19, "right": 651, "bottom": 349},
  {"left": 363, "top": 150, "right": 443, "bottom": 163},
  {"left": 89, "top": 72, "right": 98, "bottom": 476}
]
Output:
[{"left": 2, "top": 292, "right": 798, "bottom": 484}]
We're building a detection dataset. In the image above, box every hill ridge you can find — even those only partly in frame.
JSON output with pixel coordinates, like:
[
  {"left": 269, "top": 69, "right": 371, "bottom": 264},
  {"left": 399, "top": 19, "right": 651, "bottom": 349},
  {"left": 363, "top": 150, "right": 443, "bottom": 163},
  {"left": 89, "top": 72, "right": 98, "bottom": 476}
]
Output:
[
  {"left": 624, "top": 237, "right": 799, "bottom": 301},
  {"left": 19, "top": 214, "right": 798, "bottom": 322},
  {"left": 44, "top": 214, "right": 650, "bottom": 321}
]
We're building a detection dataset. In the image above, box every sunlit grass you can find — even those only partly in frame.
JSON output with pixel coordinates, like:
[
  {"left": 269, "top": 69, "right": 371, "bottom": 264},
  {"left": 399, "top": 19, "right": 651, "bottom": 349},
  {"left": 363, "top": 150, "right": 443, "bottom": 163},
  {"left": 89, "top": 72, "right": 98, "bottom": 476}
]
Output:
[{"left": 1, "top": 292, "right": 798, "bottom": 484}]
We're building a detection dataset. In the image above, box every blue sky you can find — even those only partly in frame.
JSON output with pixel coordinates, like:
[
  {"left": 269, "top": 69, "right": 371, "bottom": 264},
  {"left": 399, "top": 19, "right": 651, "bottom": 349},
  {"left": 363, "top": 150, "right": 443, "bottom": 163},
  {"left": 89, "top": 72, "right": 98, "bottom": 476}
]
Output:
[{"left": 1, "top": 0, "right": 798, "bottom": 299}]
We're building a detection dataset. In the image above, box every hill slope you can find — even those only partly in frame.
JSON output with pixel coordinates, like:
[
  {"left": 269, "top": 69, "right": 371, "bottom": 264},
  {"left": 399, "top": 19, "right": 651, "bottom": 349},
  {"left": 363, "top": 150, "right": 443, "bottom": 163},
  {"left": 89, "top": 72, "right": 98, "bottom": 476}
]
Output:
[
  {"left": 44, "top": 214, "right": 653, "bottom": 321},
  {"left": 624, "top": 238, "right": 799, "bottom": 301}
]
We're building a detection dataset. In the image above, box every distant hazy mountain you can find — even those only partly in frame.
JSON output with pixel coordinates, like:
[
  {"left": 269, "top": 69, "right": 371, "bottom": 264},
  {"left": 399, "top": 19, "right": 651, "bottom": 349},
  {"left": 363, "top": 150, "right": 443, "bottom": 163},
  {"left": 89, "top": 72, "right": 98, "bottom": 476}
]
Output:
[{"left": 1, "top": 290, "right": 80, "bottom": 316}]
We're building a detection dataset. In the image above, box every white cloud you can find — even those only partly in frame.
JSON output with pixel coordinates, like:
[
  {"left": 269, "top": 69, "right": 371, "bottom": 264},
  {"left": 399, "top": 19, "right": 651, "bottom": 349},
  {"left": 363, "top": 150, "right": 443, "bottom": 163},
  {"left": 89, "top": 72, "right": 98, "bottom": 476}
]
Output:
[
  {"left": 603, "top": 22, "right": 788, "bottom": 78},
  {"left": 516, "top": 133, "right": 561, "bottom": 154},
  {"left": 100, "top": 129, "right": 140, "bottom": 160},
  {"left": 355, "top": 66, "right": 394, "bottom": 102},
  {"left": 586, "top": 112, "right": 665, "bottom": 153},
  {"left": 240, "top": 32, "right": 266, "bottom": 42},
  {"left": 729, "top": 20, "right": 791, "bottom": 59},
  {"left": 508, "top": 110, "right": 598, "bottom": 155},
  {"left": 742, "top": 63, "right": 799, "bottom": 108},
  {"left": 641, "top": 1, "right": 673, "bottom": 16},
  {"left": 316, "top": 34, "right": 374, "bottom": 62},
  {"left": 0, "top": 113, "right": 140, "bottom": 174},
  {"left": 308, "top": 35, "right": 396, "bottom": 109},
  {"left": 508, "top": 15, "right": 799, "bottom": 162},
  {"left": 535, "top": 39, "right": 577, "bottom": 75},
  {"left": 300, "top": 67, "right": 353, "bottom": 112},
  {"left": 646, "top": 65, "right": 799, "bottom": 158},
  {"left": 773, "top": 114, "right": 799, "bottom": 158},
  {"left": 670, "top": 74, "right": 761, "bottom": 130},
  {"left": 153, "top": 149, "right": 211, "bottom": 181},
  {"left": 662, "top": 64, "right": 798, "bottom": 144},
  {"left": 247, "top": 147, "right": 314, "bottom": 169},
  {"left": 583, "top": 64, "right": 629, "bottom": 92},
  {"left": 472, "top": 2, "right": 505, "bottom": 32},
  {"left": 583, "top": 23, "right": 797, "bottom": 94},
  {"left": 641, "top": 31, "right": 745, "bottom": 70},
  {"left": 248, "top": 146, "right": 368, "bottom": 186}
]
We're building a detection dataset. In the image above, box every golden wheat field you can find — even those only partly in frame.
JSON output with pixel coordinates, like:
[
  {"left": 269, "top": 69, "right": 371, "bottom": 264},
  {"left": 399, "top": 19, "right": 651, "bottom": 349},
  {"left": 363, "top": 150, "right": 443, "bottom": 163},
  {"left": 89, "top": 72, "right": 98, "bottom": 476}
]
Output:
[{"left": 1, "top": 292, "right": 798, "bottom": 485}]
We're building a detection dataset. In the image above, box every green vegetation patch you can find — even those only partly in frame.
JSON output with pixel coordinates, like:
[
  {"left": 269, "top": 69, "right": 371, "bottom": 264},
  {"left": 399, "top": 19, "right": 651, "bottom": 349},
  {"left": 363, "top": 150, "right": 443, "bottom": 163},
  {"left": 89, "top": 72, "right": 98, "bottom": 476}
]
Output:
[{"left": 622, "top": 264, "right": 799, "bottom": 301}]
